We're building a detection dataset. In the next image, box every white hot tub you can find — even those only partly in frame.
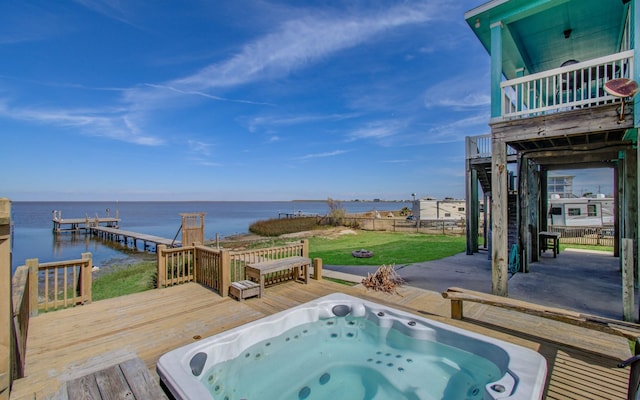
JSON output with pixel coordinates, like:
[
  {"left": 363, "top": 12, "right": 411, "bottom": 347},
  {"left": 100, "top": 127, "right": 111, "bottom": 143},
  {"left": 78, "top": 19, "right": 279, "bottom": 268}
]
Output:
[{"left": 158, "top": 293, "right": 547, "bottom": 400}]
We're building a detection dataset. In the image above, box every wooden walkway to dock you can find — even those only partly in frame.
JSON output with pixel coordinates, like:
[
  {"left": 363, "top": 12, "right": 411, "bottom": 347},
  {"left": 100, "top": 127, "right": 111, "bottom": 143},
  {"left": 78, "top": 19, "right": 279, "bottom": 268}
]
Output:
[
  {"left": 91, "top": 226, "right": 181, "bottom": 249},
  {"left": 10, "top": 280, "right": 632, "bottom": 400}
]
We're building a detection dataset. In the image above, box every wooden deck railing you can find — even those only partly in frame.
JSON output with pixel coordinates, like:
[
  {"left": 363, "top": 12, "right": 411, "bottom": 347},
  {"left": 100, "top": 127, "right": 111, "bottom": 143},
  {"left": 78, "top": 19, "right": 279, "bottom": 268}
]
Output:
[
  {"left": 2, "top": 198, "right": 12, "bottom": 399},
  {"left": 157, "top": 240, "right": 312, "bottom": 296},
  {"left": 10, "top": 266, "right": 30, "bottom": 380},
  {"left": 7, "top": 245, "right": 93, "bottom": 383},
  {"left": 500, "top": 50, "right": 634, "bottom": 120},
  {"left": 465, "top": 134, "right": 517, "bottom": 160},
  {"left": 24, "top": 253, "right": 93, "bottom": 314}
]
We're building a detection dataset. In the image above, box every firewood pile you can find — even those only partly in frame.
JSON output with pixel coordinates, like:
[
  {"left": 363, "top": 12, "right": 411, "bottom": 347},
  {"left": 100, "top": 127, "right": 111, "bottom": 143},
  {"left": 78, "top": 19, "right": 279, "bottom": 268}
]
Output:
[{"left": 361, "top": 264, "right": 404, "bottom": 294}]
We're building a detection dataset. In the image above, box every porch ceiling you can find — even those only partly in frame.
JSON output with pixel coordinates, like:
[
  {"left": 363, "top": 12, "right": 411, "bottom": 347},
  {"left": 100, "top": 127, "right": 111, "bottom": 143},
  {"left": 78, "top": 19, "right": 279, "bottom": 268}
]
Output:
[
  {"left": 507, "top": 128, "right": 629, "bottom": 168},
  {"left": 466, "top": 0, "right": 628, "bottom": 80}
]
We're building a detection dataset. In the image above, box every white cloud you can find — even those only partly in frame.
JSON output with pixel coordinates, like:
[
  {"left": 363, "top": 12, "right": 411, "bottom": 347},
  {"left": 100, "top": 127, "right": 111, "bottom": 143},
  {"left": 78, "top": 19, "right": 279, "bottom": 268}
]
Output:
[
  {"left": 246, "top": 112, "right": 359, "bottom": 133},
  {"left": 347, "top": 119, "right": 404, "bottom": 142},
  {"left": 417, "top": 112, "right": 490, "bottom": 145},
  {"left": 295, "top": 150, "right": 348, "bottom": 160},
  {"left": 423, "top": 74, "right": 491, "bottom": 109},
  {"left": 0, "top": 101, "right": 163, "bottom": 146},
  {"left": 188, "top": 140, "right": 213, "bottom": 157},
  {"left": 173, "top": 4, "right": 437, "bottom": 91}
]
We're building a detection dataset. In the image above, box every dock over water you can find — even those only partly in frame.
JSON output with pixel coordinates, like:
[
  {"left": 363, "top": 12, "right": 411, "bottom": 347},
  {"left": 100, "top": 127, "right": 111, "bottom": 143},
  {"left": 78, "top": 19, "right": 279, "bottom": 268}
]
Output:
[
  {"left": 52, "top": 210, "right": 119, "bottom": 233},
  {"left": 91, "top": 226, "right": 181, "bottom": 249},
  {"left": 51, "top": 210, "right": 203, "bottom": 252}
]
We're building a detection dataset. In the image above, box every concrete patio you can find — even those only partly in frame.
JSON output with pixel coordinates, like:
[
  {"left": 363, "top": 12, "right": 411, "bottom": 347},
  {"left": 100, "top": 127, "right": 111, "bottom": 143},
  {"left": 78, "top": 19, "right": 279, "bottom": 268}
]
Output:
[{"left": 325, "top": 248, "right": 638, "bottom": 321}]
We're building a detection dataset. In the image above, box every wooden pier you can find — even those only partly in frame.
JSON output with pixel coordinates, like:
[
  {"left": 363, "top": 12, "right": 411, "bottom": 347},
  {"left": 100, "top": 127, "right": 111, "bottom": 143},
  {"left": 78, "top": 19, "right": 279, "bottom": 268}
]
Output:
[
  {"left": 52, "top": 210, "right": 119, "bottom": 233},
  {"left": 91, "top": 226, "right": 181, "bottom": 250}
]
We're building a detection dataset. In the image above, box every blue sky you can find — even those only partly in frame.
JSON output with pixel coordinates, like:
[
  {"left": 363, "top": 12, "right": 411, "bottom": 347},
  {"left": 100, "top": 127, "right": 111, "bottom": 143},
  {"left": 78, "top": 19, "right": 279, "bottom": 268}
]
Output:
[{"left": 0, "top": 0, "right": 613, "bottom": 201}]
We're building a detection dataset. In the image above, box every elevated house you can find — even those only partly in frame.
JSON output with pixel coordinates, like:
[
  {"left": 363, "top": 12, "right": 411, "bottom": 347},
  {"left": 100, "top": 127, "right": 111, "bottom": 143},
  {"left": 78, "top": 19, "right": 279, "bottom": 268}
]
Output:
[{"left": 464, "top": 0, "right": 639, "bottom": 302}]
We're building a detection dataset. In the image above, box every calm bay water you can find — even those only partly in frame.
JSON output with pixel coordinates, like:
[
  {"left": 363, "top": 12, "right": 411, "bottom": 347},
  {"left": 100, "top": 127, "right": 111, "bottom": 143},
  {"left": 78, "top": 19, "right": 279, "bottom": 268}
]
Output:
[{"left": 10, "top": 201, "right": 405, "bottom": 272}]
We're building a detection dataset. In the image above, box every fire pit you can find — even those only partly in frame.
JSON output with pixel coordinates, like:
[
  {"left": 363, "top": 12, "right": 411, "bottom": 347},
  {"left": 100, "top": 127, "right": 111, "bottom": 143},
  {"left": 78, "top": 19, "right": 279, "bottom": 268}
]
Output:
[{"left": 352, "top": 249, "right": 374, "bottom": 258}]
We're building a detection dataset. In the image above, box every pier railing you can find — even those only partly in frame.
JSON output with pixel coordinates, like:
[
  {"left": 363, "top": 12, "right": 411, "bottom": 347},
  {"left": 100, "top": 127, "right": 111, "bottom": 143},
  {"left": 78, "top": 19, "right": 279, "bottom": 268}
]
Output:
[{"left": 157, "top": 240, "right": 315, "bottom": 296}]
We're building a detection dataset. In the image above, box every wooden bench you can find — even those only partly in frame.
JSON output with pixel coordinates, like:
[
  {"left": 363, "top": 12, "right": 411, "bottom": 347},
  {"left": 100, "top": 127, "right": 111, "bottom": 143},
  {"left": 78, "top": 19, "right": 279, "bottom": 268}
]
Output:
[
  {"left": 246, "top": 256, "right": 311, "bottom": 296},
  {"left": 229, "top": 279, "right": 261, "bottom": 301},
  {"left": 52, "top": 357, "right": 167, "bottom": 399},
  {"left": 441, "top": 287, "right": 640, "bottom": 341}
]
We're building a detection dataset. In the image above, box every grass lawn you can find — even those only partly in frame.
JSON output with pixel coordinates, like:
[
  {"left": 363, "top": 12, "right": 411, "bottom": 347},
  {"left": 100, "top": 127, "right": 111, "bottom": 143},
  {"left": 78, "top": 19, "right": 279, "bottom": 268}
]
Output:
[
  {"left": 92, "top": 261, "right": 157, "bottom": 301},
  {"left": 90, "top": 232, "right": 615, "bottom": 301},
  {"left": 308, "top": 231, "right": 466, "bottom": 265},
  {"left": 561, "top": 243, "right": 614, "bottom": 253}
]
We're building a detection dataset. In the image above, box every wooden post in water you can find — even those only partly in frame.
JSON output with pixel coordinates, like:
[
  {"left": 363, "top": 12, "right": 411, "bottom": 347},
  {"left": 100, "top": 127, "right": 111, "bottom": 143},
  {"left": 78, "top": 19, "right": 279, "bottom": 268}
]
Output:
[
  {"left": 623, "top": 239, "right": 634, "bottom": 322},
  {"left": 0, "top": 198, "right": 10, "bottom": 400}
]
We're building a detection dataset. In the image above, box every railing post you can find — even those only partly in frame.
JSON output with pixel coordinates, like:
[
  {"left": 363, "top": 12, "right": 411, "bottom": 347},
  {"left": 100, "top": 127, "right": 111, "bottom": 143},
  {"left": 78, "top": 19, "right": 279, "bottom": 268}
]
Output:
[
  {"left": 26, "top": 259, "right": 38, "bottom": 318},
  {"left": 191, "top": 242, "right": 196, "bottom": 283},
  {"left": 0, "top": 198, "right": 10, "bottom": 400},
  {"left": 81, "top": 253, "right": 92, "bottom": 304},
  {"left": 220, "top": 250, "right": 231, "bottom": 297},
  {"left": 628, "top": 338, "right": 640, "bottom": 400},
  {"left": 301, "top": 239, "right": 309, "bottom": 258},
  {"left": 312, "top": 258, "right": 323, "bottom": 280},
  {"left": 157, "top": 245, "right": 167, "bottom": 288},
  {"left": 622, "top": 238, "right": 634, "bottom": 322}
]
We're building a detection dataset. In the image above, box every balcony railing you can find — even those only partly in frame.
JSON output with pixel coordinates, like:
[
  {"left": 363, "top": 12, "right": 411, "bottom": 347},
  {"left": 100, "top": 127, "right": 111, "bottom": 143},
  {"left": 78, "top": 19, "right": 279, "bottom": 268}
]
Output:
[
  {"left": 465, "top": 134, "right": 516, "bottom": 160},
  {"left": 500, "top": 50, "right": 634, "bottom": 120}
]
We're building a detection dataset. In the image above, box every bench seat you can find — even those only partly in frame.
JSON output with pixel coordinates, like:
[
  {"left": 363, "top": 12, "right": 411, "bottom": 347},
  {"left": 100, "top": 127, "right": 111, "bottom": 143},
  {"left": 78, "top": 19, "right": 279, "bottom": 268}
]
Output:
[{"left": 246, "top": 256, "right": 311, "bottom": 296}]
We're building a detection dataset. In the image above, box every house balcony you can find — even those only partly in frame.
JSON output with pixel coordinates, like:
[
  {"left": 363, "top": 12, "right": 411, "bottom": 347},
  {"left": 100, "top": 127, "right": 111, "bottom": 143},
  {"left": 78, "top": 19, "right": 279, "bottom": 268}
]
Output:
[{"left": 499, "top": 50, "right": 634, "bottom": 121}]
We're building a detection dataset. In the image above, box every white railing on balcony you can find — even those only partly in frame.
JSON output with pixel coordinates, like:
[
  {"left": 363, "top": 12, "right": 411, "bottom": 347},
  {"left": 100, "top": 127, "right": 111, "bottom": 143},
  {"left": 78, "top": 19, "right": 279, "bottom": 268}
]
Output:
[
  {"left": 500, "top": 50, "right": 634, "bottom": 120},
  {"left": 466, "top": 134, "right": 517, "bottom": 160}
]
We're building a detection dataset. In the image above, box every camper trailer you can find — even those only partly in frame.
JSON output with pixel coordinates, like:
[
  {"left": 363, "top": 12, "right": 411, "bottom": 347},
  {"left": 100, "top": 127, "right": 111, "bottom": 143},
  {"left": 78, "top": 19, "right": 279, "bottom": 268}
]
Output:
[
  {"left": 412, "top": 198, "right": 466, "bottom": 220},
  {"left": 548, "top": 195, "right": 614, "bottom": 227}
]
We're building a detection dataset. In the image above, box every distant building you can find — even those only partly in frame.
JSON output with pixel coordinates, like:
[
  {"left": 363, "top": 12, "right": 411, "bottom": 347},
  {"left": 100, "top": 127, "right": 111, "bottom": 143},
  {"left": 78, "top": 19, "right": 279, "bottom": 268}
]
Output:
[
  {"left": 548, "top": 175, "right": 575, "bottom": 198},
  {"left": 412, "top": 198, "right": 465, "bottom": 220}
]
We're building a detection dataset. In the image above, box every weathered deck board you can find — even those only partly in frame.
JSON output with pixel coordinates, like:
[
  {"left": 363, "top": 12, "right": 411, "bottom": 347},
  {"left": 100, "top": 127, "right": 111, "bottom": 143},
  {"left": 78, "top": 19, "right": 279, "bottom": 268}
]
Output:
[
  {"left": 55, "top": 358, "right": 168, "bottom": 400},
  {"left": 10, "top": 280, "right": 632, "bottom": 400}
]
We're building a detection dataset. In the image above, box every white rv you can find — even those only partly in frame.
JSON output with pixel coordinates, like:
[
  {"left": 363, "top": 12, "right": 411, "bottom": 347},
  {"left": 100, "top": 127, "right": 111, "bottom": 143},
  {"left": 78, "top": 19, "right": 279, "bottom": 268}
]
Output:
[
  {"left": 548, "top": 195, "right": 614, "bottom": 227},
  {"left": 412, "top": 198, "right": 466, "bottom": 220}
]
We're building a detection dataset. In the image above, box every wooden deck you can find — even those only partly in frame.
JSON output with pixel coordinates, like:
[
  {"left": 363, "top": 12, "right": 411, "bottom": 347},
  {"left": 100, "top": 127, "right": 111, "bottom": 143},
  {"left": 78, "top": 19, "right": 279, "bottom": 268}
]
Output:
[{"left": 10, "top": 279, "right": 632, "bottom": 399}]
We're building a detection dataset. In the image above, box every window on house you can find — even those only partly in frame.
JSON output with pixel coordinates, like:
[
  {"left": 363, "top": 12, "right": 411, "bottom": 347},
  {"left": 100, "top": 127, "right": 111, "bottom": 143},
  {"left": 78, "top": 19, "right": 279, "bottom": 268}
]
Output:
[
  {"left": 568, "top": 208, "right": 581, "bottom": 216},
  {"left": 587, "top": 204, "right": 597, "bottom": 217},
  {"left": 550, "top": 207, "right": 562, "bottom": 215},
  {"left": 444, "top": 213, "right": 451, "bottom": 217},
  {"left": 458, "top": 207, "right": 465, "bottom": 212}
]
